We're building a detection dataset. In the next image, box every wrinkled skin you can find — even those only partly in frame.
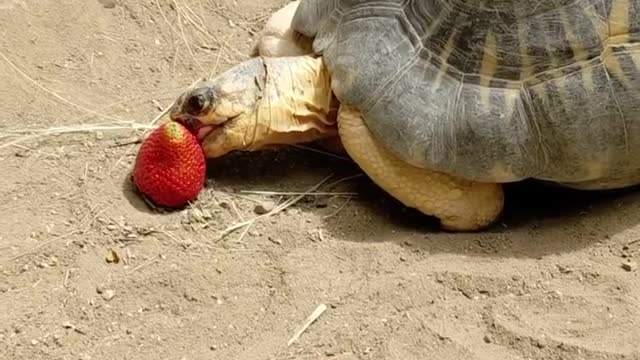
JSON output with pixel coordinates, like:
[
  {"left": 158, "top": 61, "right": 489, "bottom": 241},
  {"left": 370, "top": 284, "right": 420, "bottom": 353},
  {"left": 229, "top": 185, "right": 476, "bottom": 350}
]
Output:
[{"left": 169, "top": 54, "right": 339, "bottom": 159}]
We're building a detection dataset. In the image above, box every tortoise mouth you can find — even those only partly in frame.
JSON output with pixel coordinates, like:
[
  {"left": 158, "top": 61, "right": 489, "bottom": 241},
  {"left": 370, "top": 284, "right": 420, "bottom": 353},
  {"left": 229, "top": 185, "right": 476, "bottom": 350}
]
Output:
[
  {"left": 196, "top": 125, "right": 216, "bottom": 142},
  {"left": 171, "top": 114, "right": 216, "bottom": 143}
]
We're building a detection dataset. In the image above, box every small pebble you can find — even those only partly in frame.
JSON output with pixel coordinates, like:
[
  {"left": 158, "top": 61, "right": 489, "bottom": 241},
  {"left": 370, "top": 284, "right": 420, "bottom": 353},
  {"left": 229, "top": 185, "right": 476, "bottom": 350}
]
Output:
[
  {"left": 102, "top": 289, "right": 116, "bottom": 301},
  {"left": 105, "top": 250, "right": 119, "bottom": 263},
  {"left": 268, "top": 237, "right": 282, "bottom": 245},
  {"left": 288, "top": 208, "right": 300, "bottom": 215},
  {"left": 535, "top": 339, "right": 547, "bottom": 348},
  {"left": 15, "top": 150, "right": 30, "bottom": 157},
  {"left": 183, "top": 292, "right": 197, "bottom": 302},
  {"left": 98, "top": 0, "right": 116, "bottom": 8},
  {"left": 53, "top": 334, "right": 63, "bottom": 346},
  {"left": 62, "top": 321, "right": 74, "bottom": 329},
  {"left": 254, "top": 201, "right": 275, "bottom": 215},
  {"left": 621, "top": 261, "right": 637, "bottom": 272},
  {"left": 137, "top": 227, "right": 156, "bottom": 235},
  {"left": 483, "top": 334, "right": 492, "bottom": 343}
]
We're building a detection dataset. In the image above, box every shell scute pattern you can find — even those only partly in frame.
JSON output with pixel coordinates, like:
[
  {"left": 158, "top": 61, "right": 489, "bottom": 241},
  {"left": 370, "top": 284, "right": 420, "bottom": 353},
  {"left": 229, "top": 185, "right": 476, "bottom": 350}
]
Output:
[
  {"left": 320, "top": 6, "right": 420, "bottom": 106},
  {"left": 293, "top": 0, "right": 639, "bottom": 186},
  {"left": 631, "top": 0, "right": 640, "bottom": 40}
]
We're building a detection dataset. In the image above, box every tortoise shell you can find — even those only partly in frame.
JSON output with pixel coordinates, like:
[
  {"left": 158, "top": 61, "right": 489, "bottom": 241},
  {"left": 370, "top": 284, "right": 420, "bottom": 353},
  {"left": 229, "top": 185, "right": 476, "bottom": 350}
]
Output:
[{"left": 292, "top": 0, "right": 640, "bottom": 188}]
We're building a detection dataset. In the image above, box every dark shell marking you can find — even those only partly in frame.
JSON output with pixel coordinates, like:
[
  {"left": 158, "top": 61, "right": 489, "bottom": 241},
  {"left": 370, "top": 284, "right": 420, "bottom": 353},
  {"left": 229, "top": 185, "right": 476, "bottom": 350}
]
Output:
[{"left": 293, "top": 0, "right": 640, "bottom": 188}]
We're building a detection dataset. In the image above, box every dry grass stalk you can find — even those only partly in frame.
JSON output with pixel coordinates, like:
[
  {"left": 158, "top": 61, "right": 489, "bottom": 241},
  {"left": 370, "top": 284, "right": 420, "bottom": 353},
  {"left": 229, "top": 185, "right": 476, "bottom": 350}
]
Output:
[
  {"left": 240, "top": 190, "right": 356, "bottom": 196},
  {"left": 126, "top": 254, "right": 163, "bottom": 274},
  {"left": 287, "top": 303, "right": 328, "bottom": 346},
  {"left": 172, "top": 0, "right": 206, "bottom": 73},
  {"left": 6, "top": 203, "right": 111, "bottom": 262},
  {"left": 209, "top": 174, "right": 334, "bottom": 239},
  {"left": 0, "top": 123, "right": 158, "bottom": 150},
  {"left": 291, "top": 144, "right": 353, "bottom": 162},
  {"left": 323, "top": 197, "right": 352, "bottom": 219},
  {"left": 0, "top": 50, "right": 130, "bottom": 122},
  {"left": 7, "top": 229, "right": 80, "bottom": 262},
  {"left": 107, "top": 97, "right": 177, "bottom": 174},
  {"left": 323, "top": 174, "right": 364, "bottom": 188},
  {"left": 174, "top": 0, "right": 246, "bottom": 60}
]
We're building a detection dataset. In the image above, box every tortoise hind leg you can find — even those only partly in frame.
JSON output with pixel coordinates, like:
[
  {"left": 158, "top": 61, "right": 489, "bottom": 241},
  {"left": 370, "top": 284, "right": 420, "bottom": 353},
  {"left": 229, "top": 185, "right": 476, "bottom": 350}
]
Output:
[
  {"left": 337, "top": 105, "right": 504, "bottom": 231},
  {"left": 252, "top": 0, "right": 313, "bottom": 57}
]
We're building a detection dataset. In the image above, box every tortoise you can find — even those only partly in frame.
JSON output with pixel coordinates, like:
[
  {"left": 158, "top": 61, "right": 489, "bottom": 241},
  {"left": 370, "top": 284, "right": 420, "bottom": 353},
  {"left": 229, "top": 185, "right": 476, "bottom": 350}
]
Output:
[{"left": 169, "top": 0, "right": 640, "bottom": 231}]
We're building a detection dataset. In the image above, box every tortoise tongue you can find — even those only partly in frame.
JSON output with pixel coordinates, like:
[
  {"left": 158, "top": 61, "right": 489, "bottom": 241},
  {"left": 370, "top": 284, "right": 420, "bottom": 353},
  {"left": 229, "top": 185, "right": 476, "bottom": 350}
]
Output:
[{"left": 196, "top": 126, "right": 215, "bottom": 142}]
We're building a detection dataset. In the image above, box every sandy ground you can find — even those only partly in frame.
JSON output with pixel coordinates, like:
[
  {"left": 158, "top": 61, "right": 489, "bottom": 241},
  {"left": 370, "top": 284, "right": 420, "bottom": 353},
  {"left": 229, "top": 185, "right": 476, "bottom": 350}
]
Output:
[{"left": 1, "top": 0, "right": 639, "bottom": 359}]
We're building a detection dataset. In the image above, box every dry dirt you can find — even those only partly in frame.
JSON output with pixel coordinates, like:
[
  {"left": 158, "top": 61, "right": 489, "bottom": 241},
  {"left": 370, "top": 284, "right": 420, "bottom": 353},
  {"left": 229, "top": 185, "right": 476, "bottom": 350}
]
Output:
[{"left": 1, "top": 1, "right": 639, "bottom": 359}]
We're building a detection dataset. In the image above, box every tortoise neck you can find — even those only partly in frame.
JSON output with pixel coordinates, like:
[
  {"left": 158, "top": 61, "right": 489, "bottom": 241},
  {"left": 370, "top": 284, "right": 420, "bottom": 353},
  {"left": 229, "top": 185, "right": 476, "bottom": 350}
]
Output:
[{"left": 247, "top": 56, "right": 339, "bottom": 150}]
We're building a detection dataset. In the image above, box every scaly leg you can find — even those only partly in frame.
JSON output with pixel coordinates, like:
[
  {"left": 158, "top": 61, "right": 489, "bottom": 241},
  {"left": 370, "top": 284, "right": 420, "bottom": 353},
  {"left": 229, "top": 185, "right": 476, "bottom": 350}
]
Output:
[
  {"left": 337, "top": 105, "right": 504, "bottom": 231},
  {"left": 253, "top": 0, "right": 313, "bottom": 57}
]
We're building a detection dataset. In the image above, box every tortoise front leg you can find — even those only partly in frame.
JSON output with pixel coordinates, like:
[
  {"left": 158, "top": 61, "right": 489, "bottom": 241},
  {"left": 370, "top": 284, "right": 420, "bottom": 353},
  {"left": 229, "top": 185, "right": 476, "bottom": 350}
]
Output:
[
  {"left": 336, "top": 105, "right": 504, "bottom": 231},
  {"left": 252, "top": 0, "right": 312, "bottom": 57}
]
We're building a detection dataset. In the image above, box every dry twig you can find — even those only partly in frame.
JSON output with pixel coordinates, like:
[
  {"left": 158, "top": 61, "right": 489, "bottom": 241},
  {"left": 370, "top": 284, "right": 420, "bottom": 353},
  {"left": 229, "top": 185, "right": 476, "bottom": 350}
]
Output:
[
  {"left": 291, "top": 144, "right": 353, "bottom": 162},
  {"left": 323, "top": 197, "right": 352, "bottom": 219},
  {"left": 172, "top": 0, "right": 206, "bottom": 73},
  {"left": 107, "top": 99, "right": 175, "bottom": 173},
  {"left": 0, "top": 122, "right": 157, "bottom": 150},
  {"left": 288, "top": 304, "right": 328, "bottom": 346},
  {"left": 5, "top": 203, "right": 110, "bottom": 262},
  {"left": 0, "top": 50, "right": 129, "bottom": 122},
  {"left": 8, "top": 230, "right": 80, "bottom": 262},
  {"left": 240, "top": 190, "right": 356, "bottom": 197},
  {"left": 208, "top": 174, "right": 334, "bottom": 239},
  {"left": 126, "top": 254, "right": 163, "bottom": 274}
]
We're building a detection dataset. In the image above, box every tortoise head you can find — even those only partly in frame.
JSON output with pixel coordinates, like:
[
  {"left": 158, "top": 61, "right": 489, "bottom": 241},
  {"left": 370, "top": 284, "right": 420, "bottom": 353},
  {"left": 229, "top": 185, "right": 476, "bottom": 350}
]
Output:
[
  {"left": 169, "top": 58, "right": 265, "bottom": 158},
  {"left": 170, "top": 56, "right": 337, "bottom": 159}
]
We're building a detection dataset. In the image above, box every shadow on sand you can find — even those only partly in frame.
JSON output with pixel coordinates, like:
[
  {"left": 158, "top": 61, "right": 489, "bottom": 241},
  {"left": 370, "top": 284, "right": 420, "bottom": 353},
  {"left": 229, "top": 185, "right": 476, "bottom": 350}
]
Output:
[{"left": 127, "top": 146, "right": 640, "bottom": 259}]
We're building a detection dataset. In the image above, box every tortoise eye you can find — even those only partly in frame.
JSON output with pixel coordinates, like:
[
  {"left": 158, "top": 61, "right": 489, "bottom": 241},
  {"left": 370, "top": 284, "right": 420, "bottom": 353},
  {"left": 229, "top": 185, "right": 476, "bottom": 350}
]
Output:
[{"left": 184, "top": 93, "right": 207, "bottom": 115}]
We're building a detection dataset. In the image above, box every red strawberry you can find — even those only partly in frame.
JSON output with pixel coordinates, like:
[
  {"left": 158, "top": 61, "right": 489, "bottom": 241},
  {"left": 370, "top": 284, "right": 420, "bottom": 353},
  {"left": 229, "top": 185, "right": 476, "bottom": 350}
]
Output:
[{"left": 132, "top": 121, "right": 206, "bottom": 207}]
